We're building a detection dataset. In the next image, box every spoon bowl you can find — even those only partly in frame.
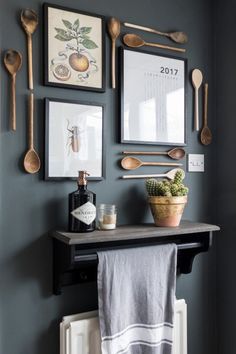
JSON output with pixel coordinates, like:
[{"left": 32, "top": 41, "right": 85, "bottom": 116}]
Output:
[
  {"left": 167, "top": 147, "right": 185, "bottom": 160},
  {"left": 4, "top": 50, "right": 22, "bottom": 75},
  {"left": 200, "top": 126, "right": 212, "bottom": 146},
  {"left": 21, "top": 9, "right": 38, "bottom": 34},
  {"left": 24, "top": 149, "right": 41, "bottom": 174},
  {"left": 170, "top": 32, "right": 188, "bottom": 44}
]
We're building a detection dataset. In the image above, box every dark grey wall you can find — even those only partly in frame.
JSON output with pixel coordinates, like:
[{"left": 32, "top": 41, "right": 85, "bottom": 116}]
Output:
[
  {"left": 216, "top": 1, "right": 236, "bottom": 353},
  {"left": 0, "top": 1, "right": 216, "bottom": 354}
]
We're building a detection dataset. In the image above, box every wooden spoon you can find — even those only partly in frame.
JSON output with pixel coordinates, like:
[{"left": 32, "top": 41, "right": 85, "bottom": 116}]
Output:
[
  {"left": 107, "top": 17, "right": 120, "bottom": 89},
  {"left": 200, "top": 83, "right": 212, "bottom": 145},
  {"left": 4, "top": 50, "right": 22, "bottom": 131},
  {"left": 122, "top": 168, "right": 185, "bottom": 179},
  {"left": 21, "top": 9, "right": 38, "bottom": 90},
  {"left": 192, "top": 69, "right": 203, "bottom": 131},
  {"left": 123, "top": 33, "right": 186, "bottom": 53},
  {"left": 123, "top": 22, "right": 188, "bottom": 44},
  {"left": 24, "top": 93, "right": 41, "bottom": 174},
  {"left": 121, "top": 156, "right": 182, "bottom": 170},
  {"left": 123, "top": 147, "right": 185, "bottom": 160}
]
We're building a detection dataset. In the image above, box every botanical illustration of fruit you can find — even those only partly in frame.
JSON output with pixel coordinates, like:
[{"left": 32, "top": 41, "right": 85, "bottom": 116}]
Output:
[{"left": 48, "top": 7, "right": 102, "bottom": 88}]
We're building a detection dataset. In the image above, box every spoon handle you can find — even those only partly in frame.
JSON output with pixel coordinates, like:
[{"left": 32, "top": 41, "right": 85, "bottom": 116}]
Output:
[
  {"left": 27, "top": 34, "right": 33, "bottom": 90},
  {"left": 203, "top": 83, "right": 208, "bottom": 127},
  {"left": 145, "top": 41, "right": 185, "bottom": 53},
  {"left": 112, "top": 39, "right": 116, "bottom": 89},
  {"left": 122, "top": 173, "right": 167, "bottom": 179},
  {"left": 123, "top": 151, "right": 168, "bottom": 155},
  {"left": 194, "top": 88, "right": 199, "bottom": 131},
  {"left": 142, "top": 162, "right": 182, "bottom": 167},
  {"left": 11, "top": 74, "right": 16, "bottom": 131},
  {"left": 29, "top": 93, "right": 34, "bottom": 149}
]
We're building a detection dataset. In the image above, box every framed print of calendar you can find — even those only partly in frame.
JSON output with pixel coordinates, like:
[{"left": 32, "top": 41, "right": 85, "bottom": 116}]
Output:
[{"left": 120, "top": 48, "right": 187, "bottom": 146}]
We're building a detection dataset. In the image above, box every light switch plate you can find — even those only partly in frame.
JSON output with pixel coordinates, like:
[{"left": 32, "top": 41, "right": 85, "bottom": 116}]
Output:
[{"left": 188, "top": 154, "right": 204, "bottom": 172}]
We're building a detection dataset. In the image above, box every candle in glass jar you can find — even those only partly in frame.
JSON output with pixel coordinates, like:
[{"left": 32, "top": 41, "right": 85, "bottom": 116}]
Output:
[{"left": 98, "top": 204, "right": 117, "bottom": 230}]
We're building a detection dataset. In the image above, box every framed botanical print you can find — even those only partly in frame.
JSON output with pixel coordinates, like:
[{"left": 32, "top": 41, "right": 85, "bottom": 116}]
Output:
[
  {"left": 44, "top": 3, "right": 105, "bottom": 92},
  {"left": 45, "top": 98, "right": 104, "bottom": 180},
  {"left": 120, "top": 48, "right": 187, "bottom": 146}
]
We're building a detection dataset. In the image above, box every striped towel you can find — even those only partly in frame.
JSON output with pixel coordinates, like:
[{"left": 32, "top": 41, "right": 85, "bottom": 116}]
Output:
[{"left": 97, "top": 244, "right": 177, "bottom": 354}]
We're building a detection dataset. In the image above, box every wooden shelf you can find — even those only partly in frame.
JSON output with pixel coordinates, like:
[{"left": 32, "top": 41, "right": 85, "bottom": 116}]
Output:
[{"left": 51, "top": 220, "right": 220, "bottom": 295}]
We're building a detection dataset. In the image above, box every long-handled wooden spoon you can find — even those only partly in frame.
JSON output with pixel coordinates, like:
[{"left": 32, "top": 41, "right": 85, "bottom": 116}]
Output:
[
  {"left": 200, "top": 83, "right": 212, "bottom": 145},
  {"left": 21, "top": 9, "right": 38, "bottom": 90},
  {"left": 123, "top": 33, "right": 186, "bottom": 53},
  {"left": 192, "top": 69, "right": 203, "bottom": 131},
  {"left": 122, "top": 168, "right": 185, "bottom": 179},
  {"left": 24, "top": 93, "right": 41, "bottom": 174},
  {"left": 107, "top": 17, "right": 120, "bottom": 89},
  {"left": 4, "top": 50, "right": 22, "bottom": 131},
  {"left": 123, "top": 147, "right": 185, "bottom": 160},
  {"left": 123, "top": 22, "right": 188, "bottom": 44},
  {"left": 121, "top": 156, "right": 182, "bottom": 170}
]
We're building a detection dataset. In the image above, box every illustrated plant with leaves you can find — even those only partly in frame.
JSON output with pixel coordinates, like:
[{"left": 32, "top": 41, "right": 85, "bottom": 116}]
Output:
[{"left": 54, "top": 18, "right": 98, "bottom": 72}]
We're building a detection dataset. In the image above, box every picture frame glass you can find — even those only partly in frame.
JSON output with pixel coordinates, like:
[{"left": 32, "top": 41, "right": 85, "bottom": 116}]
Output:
[
  {"left": 46, "top": 99, "right": 103, "bottom": 180},
  {"left": 121, "top": 49, "right": 186, "bottom": 146},
  {"left": 45, "top": 4, "right": 104, "bottom": 91}
]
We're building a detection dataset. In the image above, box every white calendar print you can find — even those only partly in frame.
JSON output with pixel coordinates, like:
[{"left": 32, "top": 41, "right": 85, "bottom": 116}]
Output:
[{"left": 122, "top": 49, "right": 186, "bottom": 145}]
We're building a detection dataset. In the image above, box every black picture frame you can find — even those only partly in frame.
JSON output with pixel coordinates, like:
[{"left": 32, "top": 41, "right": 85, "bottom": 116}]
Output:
[
  {"left": 44, "top": 3, "right": 105, "bottom": 92},
  {"left": 120, "top": 47, "right": 187, "bottom": 146},
  {"left": 45, "top": 97, "right": 105, "bottom": 181}
]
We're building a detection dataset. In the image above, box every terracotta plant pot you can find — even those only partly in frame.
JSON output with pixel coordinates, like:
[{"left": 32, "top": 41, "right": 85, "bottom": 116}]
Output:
[{"left": 148, "top": 196, "right": 187, "bottom": 227}]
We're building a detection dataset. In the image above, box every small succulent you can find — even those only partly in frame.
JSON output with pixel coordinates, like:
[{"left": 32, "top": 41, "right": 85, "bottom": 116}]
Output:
[{"left": 145, "top": 170, "right": 188, "bottom": 197}]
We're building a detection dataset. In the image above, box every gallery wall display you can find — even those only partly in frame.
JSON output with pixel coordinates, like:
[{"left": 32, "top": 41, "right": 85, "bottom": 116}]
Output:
[
  {"left": 120, "top": 48, "right": 187, "bottom": 146},
  {"left": 45, "top": 98, "right": 104, "bottom": 180},
  {"left": 44, "top": 3, "right": 105, "bottom": 92}
]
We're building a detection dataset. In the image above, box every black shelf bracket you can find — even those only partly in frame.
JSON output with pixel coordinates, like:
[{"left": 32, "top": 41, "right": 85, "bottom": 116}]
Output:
[{"left": 51, "top": 221, "right": 219, "bottom": 295}]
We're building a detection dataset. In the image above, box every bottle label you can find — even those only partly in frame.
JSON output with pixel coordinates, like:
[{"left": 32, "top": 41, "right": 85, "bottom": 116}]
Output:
[{"left": 71, "top": 202, "right": 96, "bottom": 225}]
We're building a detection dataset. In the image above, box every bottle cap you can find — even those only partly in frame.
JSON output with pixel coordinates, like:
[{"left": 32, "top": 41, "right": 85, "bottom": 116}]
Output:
[{"left": 78, "top": 171, "right": 90, "bottom": 186}]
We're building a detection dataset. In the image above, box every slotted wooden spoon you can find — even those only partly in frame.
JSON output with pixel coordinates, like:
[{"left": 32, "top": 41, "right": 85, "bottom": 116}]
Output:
[
  {"left": 122, "top": 168, "right": 185, "bottom": 179},
  {"left": 121, "top": 156, "right": 182, "bottom": 170},
  {"left": 200, "top": 83, "right": 212, "bottom": 145}
]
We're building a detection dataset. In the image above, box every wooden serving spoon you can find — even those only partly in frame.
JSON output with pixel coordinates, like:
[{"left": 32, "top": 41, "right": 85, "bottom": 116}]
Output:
[
  {"left": 123, "top": 22, "right": 188, "bottom": 44},
  {"left": 122, "top": 168, "right": 185, "bottom": 179},
  {"left": 121, "top": 156, "right": 182, "bottom": 170},
  {"left": 24, "top": 93, "right": 41, "bottom": 174},
  {"left": 21, "top": 9, "right": 38, "bottom": 90},
  {"left": 4, "top": 50, "right": 22, "bottom": 131},
  {"left": 107, "top": 17, "right": 120, "bottom": 89},
  {"left": 192, "top": 69, "right": 203, "bottom": 131},
  {"left": 123, "top": 147, "right": 185, "bottom": 160},
  {"left": 200, "top": 83, "right": 212, "bottom": 145},
  {"left": 123, "top": 33, "right": 186, "bottom": 53}
]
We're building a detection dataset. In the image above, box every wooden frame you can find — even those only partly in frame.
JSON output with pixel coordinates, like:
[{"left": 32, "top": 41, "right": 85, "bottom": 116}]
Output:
[
  {"left": 45, "top": 98, "right": 105, "bottom": 181},
  {"left": 120, "top": 48, "right": 187, "bottom": 146},
  {"left": 44, "top": 3, "right": 105, "bottom": 92}
]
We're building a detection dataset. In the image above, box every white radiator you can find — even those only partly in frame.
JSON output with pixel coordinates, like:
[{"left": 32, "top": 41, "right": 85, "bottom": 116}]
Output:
[{"left": 60, "top": 299, "right": 187, "bottom": 354}]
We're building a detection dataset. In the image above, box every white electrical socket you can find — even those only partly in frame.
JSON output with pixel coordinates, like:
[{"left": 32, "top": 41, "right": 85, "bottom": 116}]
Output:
[{"left": 188, "top": 154, "right": 204, "bottom": 172}]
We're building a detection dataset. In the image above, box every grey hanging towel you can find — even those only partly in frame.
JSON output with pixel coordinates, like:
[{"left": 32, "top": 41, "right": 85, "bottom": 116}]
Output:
[{"left": 97, "top": 244, "right": 177, "bottom": 354}]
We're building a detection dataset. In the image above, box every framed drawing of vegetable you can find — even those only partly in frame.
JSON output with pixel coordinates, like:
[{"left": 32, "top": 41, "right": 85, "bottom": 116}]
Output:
[
  {"left": 120, "top": 48, "right": 187, "bottom": 146},
  {"left": 44, "top": 3, "right": 105, "bottom": 92},
  {"left": 45, "top": 98, "right": 104, "bottom": 180}
]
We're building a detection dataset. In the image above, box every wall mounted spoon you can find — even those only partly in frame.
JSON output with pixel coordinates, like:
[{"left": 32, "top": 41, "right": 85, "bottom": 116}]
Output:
[
  {"left": 200, "top": 83, "right": 212, "bottom": 145},
  {"left": 121, "top": 156, "right": 182, "bottom": 170},
  {"left": 4, "top": 50, "right": 22, "bottom": 131},
  {"left": 122, "top": 147, "right": 185, "bottom": 160},
  {"left": 21, "top": 9, "right": 38, "bottom": 90},
  {"left": 123, "top": 22, "right": 188, "bottom": 44},
  {"left": 192, "top": 69, "right": 203, "bottom": 131},
  {"left": 107, "top": 17, "right": 120, "bottom": 89},
  {"left": 123, "top": 33, "right": 186, "bottom": 53},
  {"left": 24, "top": 93, "right": 41, "bottom": 174},
  {"left": 122, "top": 168, "right": 185, "bottom": 179}
]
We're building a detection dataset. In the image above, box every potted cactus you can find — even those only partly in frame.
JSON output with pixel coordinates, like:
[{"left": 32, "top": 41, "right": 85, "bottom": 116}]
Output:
[{"left": 146, "top": 170, "right": 189, "bottom": 227}]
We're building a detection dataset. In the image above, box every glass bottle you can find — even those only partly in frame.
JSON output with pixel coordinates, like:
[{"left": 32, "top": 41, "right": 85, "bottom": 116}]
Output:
[{"left": 69, "top": 171, "right": 96, "bottom": 233}]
